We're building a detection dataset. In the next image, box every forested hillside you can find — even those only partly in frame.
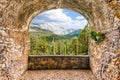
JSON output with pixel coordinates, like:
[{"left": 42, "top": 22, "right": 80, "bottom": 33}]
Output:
[{"left": 30, "top": 26, "right": 89, "bottom": 55}]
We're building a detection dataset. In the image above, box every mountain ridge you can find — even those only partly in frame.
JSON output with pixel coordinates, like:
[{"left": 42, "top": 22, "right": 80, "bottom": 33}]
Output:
[
  {"left": 30, "top": 23, "right": 76, "bottom": 35},
  {"left": 29, "top": 26, "right": 81, "bottom": 38}
]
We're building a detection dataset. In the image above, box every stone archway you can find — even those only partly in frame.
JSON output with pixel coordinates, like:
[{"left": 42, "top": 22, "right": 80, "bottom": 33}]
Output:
[{"left": 0, "top": 0, "right": 120, "bottom": 80}]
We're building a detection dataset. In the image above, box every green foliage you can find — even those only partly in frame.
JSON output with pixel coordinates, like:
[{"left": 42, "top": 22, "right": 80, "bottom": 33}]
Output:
[
  {"left": 89, "top": 31, "right": 105, "bottom": 44},
  {"left": 89, "top": 31, "right": 97, "bottom": 40},
  {"left": 64, "top": 29, "right": 81, "bottom": 38},
  {"left": 30, "top": 25, "right": 89, "bottom": 55},
  {"left": 78, "top": 25, "right": 89, "bottom": 55}
]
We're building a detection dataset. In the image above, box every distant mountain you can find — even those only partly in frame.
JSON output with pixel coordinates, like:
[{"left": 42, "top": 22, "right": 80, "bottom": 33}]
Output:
[
  {"left": 30, "top": 23, "right": 75, "bottom": 35},
  {"left": 29, "top": 26, "right": 67, "bottom": 41},
  {"left": 65, "top": 29, "right": 81, "bottom": 38},
  {"left": 29, "top": 26, "right": 81, "bottom": 38},
  {"left": 29, "top": 26, "right": 53, "bottom": 33},
  {"left": 29, "top": 26, "right": 54, "bottom": 38}
]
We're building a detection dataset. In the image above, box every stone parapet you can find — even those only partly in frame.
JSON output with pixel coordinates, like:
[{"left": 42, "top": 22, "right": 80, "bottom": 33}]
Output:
[{"left": 28, "top": 55, "right": 90, "bottom": 70}]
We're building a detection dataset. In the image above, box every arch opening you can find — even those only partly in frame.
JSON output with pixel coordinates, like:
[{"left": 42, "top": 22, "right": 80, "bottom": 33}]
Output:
[
  {"left": 21, "top": 0, "right": 96, "bottom": 78},
  {"left": 29, "top": 8, "right": 89, "bottom": 56},
  {"left": 27, "top": 9, "right": 90, "bottom": 70}
]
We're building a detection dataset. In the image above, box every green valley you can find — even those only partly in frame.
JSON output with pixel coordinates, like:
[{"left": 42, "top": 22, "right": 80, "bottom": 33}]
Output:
[{"left": 30, "top": 26, "right": 89, "bottom": 55}]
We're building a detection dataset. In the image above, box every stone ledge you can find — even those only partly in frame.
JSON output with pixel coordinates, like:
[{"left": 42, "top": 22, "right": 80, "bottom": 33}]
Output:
[
  {"left": 20, "top": 70, "right": 96, "bottom": 80},
  {"left": 28, "top": 55, "right": 90, "bottom": 70}
]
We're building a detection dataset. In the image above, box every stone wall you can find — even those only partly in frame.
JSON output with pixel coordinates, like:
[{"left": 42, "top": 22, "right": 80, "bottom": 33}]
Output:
[
  {"left": 28, "top": 55, "right": 90, "bottom": 70},
  {"left": 0, "top": 0, "right": 120, "bottom": 80}
]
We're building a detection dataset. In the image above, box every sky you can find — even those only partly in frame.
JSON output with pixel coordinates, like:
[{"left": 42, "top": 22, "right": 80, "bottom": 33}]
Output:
[{"left": 31, "top": 9, "right": 88, "bottom": 29}]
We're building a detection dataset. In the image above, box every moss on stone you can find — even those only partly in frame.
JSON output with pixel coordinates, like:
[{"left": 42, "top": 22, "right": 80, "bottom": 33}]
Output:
[
  {"left": 89, "top": 31, "right": 105, "bottom": 44},
  {"left": 108, "top": 0, "right": 115, "bottom": 7},
  {"left": 108, "top": 0, "right": 120, "bottom": 19},
  {"left": 115, "top": 11, "right": 120, "bottom": 19}
]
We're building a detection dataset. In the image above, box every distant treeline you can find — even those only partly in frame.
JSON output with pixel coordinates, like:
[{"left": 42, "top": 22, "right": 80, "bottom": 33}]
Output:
[{"left": 30, "top": 26, "right": 89, "bottom": 55}]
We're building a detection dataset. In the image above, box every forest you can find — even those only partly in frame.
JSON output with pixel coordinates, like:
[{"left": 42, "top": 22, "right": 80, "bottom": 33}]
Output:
[{"left": 30, "top": 26, "right": 89, "bottom": 55}]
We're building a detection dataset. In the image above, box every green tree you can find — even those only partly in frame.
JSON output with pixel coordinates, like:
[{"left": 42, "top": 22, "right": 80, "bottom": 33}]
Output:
[
  {"left": 30, "top": 35, "right": 37, "bottom": 55},
  {"left": 78, "top": 25, "right": 89, "bottom": 55},
  {"left": 36, "top": 37, "right": 49, "bottom": 54}
]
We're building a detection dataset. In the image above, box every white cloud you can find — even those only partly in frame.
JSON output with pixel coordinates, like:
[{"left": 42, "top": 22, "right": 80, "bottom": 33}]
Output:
[
  {"left": 60, "top": 19, "right": 88, "bottom": 29},
  {"left": 31, "top": 9, "right": 88, "bottom": 30},
  {"left": 40, "top": 9, "right": 72, "bottom": 22},
  {"left": 31, "top": 19, "right": 45, "bottom": 23},
  {"left": 76, "top": 16, "right": 85, "bottom": 20}
]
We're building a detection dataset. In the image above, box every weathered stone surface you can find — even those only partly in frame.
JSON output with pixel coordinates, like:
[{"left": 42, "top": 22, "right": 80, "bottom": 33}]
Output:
[
  {"left": 0, "top": 0, "right": 120, "bottom": 80},
  {"left": 28, "top": 55, "right": 90, "bottom": 70},
  {"left": 20, "top": 70, "right": 96, "bottom": 80}
]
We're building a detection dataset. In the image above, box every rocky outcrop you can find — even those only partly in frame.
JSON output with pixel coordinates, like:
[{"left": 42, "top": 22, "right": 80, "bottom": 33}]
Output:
[{"left": 0, "top": 0, "right": 120, "bottom": 80}]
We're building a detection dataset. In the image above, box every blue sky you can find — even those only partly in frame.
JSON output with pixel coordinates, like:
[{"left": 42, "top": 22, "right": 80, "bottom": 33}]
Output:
[{"left": 31, "top": 9, "right": 88, "bottom": 29}]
